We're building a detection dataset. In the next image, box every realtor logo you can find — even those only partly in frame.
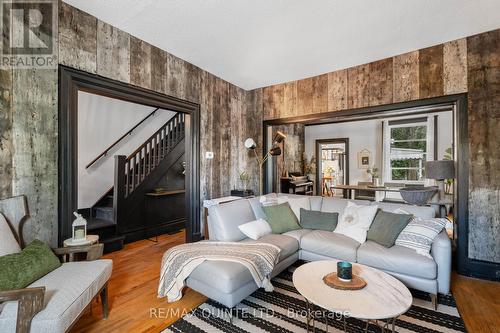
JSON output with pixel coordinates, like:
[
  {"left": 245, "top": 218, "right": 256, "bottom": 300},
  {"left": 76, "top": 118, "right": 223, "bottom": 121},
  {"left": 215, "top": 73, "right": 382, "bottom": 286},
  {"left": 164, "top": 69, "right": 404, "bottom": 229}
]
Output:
[{"left": 1, "top": 0, "right": 57, "bottom": 68}]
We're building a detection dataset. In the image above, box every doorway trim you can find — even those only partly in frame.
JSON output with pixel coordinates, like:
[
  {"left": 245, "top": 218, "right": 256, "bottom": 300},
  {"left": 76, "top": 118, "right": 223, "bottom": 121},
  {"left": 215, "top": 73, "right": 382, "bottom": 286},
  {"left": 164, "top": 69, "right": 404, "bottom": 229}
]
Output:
[
  {"left": 315, "top": 138, "right": 349, "bottom": 196},
  {"left": 58, "top": 65, "right": 201, "bottom": 245},
  {"left": 260, "top": 93, "right": 500, "bottom": 280}
]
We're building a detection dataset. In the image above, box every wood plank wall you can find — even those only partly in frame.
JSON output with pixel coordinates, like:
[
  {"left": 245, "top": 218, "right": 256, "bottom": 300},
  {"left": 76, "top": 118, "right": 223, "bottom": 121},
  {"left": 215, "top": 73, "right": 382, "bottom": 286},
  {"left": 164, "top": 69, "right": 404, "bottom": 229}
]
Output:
[
  {"left": 0, "top": 2, "right": 259, "bottom": 245},
  {"left": 254, "top": 30, "right": 499, "bottom": 264},
  {"left": 1, "top": 0, "right": 498, "bottom": 262}
]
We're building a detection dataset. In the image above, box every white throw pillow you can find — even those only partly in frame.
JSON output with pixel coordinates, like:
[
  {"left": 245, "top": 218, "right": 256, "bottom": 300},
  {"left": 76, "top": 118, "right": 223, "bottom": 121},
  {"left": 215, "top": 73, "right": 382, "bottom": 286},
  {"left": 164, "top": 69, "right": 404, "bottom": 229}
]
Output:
[
  {"left": 277, "top": 196, "right": 311, "bottom": 220},
  {"left": 238, "top": 219, "right": 273, "bottom": 240},
  {"left": 0, "top": 212, "right": 21, "bottom": 256},
  {"left": 395, "top": 217, "right": 447, "bottom": 258},
  {"left": 334, "top": 201, "right": 378, "bottom": 243}
]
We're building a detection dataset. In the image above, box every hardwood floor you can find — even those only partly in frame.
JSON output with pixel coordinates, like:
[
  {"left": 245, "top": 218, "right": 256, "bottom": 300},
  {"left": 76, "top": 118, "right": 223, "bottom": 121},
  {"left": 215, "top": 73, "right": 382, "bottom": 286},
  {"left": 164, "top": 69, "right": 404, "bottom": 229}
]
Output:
[
  {"left": 71, "top": 230, "right": 207, "bottom": 333},
  {"left": 71, "top": 231, "right": 500, "bottom": 333}
]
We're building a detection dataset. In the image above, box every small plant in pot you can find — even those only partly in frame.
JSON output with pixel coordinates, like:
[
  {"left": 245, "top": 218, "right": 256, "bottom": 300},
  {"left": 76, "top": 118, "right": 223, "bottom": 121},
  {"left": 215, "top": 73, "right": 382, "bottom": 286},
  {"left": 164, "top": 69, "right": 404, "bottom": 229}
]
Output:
[
  {"left": 367, "top": 167, "right": 381, "bottom": 187},
  {"left": 239, "top": 170, "right": 250, "bottom": 191}
]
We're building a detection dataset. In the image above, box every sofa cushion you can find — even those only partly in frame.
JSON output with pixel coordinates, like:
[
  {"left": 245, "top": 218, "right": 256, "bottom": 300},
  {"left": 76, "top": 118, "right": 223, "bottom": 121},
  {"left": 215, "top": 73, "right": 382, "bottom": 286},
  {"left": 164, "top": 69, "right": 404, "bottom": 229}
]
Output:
[
  {"left": 300, "top": 230, "right": 360, "bottom": 262},
  {"left": 0, "top": 240, "right": 61, "bottom": 291},
  {"left": 208, "top": 199, "right": 256, "bottom": 241},
  {"left": 334, "top": 202, "right": 378, "bottom": 243},
  {"left": 277, "top": 196, "right": 311, "bottom": 220},
  {"left": 262, "top": 203, "right": 301, "bottom": 234},
  {"left": 309, "top": 196, "right": 323, "bottom": 211},
  {"left": 357, "top": 241, "right": 437, "bottom": 279},
  {"left": 248, "top": 194, "right": 278, "bottom": 220},
  {"left": 300, "top": 209, "right": 338, "bottom": 231},
  {"left": 321, "top": 197, "right": 370, "bottom": 214},
  {"left": 242, "top": 234, "right": 299, "bottom": 261},
  {"left": 367, "top": 210, "right": 412, "bottom": 247},
  {"left": 282, "top": 228, "right": 313, "bottom": 242},
  {"left": 374, "top": 201, "right": 435, "bottom": 218},
  {"left": 0, "top": 259, "right": 112, "bottom": 333},
  {"left": 238, "top": 219, "right": 272, "bottom": 240},
  {"left": 395, "top": 217, "right": 447, "bottom": 258},
  {"left": 188, "top": 234, "right": 299, "bottom": 294}
]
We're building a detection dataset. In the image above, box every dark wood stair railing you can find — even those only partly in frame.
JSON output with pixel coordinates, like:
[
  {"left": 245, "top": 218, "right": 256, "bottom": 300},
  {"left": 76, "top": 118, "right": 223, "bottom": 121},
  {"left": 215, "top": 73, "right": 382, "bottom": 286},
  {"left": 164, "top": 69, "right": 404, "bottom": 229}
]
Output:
[
  {"left": 85, "top": 108, "right": 160, "bottom": 169},
  {"left": 116, "top": 112, "right": 185, "bottom": 198}
]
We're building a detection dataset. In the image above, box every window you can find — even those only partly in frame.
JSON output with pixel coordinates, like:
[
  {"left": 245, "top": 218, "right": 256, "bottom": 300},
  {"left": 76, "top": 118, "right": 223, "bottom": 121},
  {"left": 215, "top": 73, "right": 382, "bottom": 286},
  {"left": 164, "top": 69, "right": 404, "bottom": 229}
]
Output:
[{"left": 383, "top": 117, "right": 434, "bottom": 184}]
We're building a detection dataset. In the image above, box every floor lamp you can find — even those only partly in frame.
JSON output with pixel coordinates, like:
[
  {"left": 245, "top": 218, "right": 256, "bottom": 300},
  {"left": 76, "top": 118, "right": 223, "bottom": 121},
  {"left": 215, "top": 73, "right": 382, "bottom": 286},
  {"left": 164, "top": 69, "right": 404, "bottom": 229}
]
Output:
[{"left": 245, "top": 131, "right": 286, "bottom": 195}]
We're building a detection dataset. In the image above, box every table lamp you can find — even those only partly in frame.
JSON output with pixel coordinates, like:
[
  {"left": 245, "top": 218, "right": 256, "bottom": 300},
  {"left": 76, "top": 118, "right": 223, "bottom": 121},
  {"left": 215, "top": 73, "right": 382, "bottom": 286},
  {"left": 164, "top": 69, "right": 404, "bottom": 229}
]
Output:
[{"left": 425, "top": 160, "right": 455, "bottom": 200}]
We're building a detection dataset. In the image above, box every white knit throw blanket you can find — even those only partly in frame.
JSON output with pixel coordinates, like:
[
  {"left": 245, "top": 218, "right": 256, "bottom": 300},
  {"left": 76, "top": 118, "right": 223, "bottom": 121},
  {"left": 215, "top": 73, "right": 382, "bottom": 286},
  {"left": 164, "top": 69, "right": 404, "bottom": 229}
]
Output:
[{"left": 158, "top": 241, "right": 281, "bottom": 302}]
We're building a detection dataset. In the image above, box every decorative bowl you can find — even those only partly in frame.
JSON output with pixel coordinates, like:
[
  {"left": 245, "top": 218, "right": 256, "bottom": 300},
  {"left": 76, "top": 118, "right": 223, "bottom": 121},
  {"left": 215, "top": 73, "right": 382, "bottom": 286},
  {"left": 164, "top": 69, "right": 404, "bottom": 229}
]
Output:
[{"left": 399, "top": 187, "right": 438, "bottom": 206}]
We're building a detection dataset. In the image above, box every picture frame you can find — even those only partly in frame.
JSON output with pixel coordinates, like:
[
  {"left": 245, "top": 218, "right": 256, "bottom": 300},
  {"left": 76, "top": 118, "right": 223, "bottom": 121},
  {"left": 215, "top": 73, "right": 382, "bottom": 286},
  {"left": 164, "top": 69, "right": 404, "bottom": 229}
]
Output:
[{"left": 357, "top": 149, "right": 371, "bottom": 169}]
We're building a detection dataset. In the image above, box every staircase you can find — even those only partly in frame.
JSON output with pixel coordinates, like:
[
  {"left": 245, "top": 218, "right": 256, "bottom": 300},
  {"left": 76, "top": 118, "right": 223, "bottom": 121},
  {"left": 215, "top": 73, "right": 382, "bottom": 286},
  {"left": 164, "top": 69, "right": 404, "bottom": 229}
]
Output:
[{"left": 84, "top": 113, "right": 186, "bottom": 253}]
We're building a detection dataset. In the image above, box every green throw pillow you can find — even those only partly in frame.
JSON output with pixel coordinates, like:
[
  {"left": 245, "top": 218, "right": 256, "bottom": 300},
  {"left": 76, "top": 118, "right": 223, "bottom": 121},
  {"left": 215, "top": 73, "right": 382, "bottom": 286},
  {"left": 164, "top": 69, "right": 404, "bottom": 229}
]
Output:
[
  {"left": 262, "top": 202, "right": 301, "bottom": 234},
  {"left": 367, "top": 210, "right": 413, "bottom": 247},
  {"left": 0, "top": 239, "right": 61, "bottom": 291},
  {"left": 300, "top": 208, "right": 339, "bottom": 231}
]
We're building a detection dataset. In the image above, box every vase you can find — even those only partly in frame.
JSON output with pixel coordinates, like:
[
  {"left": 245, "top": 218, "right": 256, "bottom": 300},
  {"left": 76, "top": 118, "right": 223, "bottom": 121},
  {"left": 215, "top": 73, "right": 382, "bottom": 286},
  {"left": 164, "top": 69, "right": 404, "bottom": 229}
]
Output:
[{"left": 372, "top": 177, "right": 382, "bottom": 187}]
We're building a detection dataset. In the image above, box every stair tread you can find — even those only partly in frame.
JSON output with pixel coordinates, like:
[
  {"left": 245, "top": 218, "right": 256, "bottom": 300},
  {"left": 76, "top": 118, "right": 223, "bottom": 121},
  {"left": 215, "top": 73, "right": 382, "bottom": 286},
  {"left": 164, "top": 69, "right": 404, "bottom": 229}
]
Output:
[
  {"left": 87, "top": 218, "right": 116, "bottom": 230},
  {"left": 94, "top": 206, "right": 113, "bottom": 211}
]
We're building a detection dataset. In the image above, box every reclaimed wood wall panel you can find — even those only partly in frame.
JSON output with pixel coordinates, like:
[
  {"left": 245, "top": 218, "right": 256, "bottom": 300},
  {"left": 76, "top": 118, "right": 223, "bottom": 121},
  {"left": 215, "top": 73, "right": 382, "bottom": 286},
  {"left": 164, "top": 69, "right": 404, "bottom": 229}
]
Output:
[
  {"left": 185, "top": 63, "right": 201, "bottom": 103},
  {"left": 347, "top": 64, "right": 370, "bottom": 109},
  {"left": 245, "top": 89, "right": 263, "bottom": 193},
  {"left": 166, "top": 53, "right": 187, "bottom": 100},
  {"left": 393, "top": 51, "right": 419, "bottom": 102},
  {"left": 369, "top": 58, "right": 393, "bottom": 106},
  {"left": 312, "top": 74, "right": 328, "bottom": 113},
  {"left": 467, "top": 29, "right": 500, "bottom": 263},
  {"left": 0, "top": 69, "right": 13, "bottom": 198},
  {"left": 297, "top": 77, "right": 313, "bottom": 115},
  {"left": 199, "top": 71, "right": 214, "bottom": 200},
  {"left": 130, "top": 37, "right": 152, "bottom": 90},
  {"left": 283, "top": 81, "right": 297, "bottom": 117},
  {"left": 215, "top": 78, "right": 231, "bottom": 197},
  {"left": 262, "top": 86, "right": 275, "bottom": 120},
  {"left": 11, "top": 69, "right": 58, "bottom": 246},
  {"left": 419, "top": 45, "right": 444, "bottom": 98},
  {"left": 96, "top": 21, "right": 130, "bottom": 83},
  {"left": 58, "top": 2, "right": 97, "bottom": 74},
  {"left": 150, "top": 46, "right": 168, "bottom": 95},
  {"left": 444, "top": 38, "right": 468, "bottom": 94},
  {"left": 327, "top": 69, "right": 347, "bottom": 111}
]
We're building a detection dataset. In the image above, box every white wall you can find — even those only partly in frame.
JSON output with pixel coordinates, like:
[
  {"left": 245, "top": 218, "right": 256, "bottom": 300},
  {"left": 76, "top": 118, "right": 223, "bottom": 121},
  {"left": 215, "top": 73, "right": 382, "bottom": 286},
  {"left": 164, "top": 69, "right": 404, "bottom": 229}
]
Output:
[
  {"left": 78, "top": 91, "right": 176, "bottom": 209},
  {"left": 304, "top": 111, "right": 453, "bottom": 186}
]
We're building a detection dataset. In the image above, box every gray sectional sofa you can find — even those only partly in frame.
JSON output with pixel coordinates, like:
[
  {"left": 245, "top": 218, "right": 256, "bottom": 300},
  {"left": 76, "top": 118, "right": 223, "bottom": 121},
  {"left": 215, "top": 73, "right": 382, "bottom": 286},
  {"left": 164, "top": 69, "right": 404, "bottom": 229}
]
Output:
[{"left": 186, "top": 194, "right": 451, "bottom": 309}]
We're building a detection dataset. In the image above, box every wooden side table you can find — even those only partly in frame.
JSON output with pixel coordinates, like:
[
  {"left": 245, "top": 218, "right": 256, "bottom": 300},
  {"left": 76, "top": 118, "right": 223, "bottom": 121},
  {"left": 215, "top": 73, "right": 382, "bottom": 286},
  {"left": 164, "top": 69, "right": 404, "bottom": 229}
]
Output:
[{"left": 63, "top": 235, "right": 99, "bottom": 247}]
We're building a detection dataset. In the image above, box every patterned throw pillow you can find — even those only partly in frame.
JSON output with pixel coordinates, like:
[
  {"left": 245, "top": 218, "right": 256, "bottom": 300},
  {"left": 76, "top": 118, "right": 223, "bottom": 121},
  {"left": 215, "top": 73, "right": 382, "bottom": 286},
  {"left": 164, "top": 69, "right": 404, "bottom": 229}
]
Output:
[
  {"left": 395, "top": 217, "right": 447, "bottom": 258},
  {"left": 334, "top": 201, "right": 378, "bottom": 243}
]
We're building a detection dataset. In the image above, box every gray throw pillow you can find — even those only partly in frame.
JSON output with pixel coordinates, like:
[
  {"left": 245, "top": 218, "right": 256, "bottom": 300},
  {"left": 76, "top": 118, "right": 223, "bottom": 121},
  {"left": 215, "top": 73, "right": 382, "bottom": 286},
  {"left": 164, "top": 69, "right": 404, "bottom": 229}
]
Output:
[
  {"left": 300, "top": 208, "right": 339, "bottom": 231},
  {"left": 262, "top": 202, "right": 301, "bottom": 234},
  {"left": 367, "top": 210, "right": 413, "bottom": 247}
]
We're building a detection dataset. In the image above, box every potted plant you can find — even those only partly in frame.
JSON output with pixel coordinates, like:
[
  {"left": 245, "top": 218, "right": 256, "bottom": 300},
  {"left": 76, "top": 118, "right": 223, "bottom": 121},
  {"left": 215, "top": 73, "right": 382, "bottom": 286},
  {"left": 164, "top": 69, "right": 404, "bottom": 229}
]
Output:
[
  {"left": 239, "top": 170, "right": 250, "bottom": 191},
  {"left": 367, "top": 167, "right": 381, "bottom": 187}
]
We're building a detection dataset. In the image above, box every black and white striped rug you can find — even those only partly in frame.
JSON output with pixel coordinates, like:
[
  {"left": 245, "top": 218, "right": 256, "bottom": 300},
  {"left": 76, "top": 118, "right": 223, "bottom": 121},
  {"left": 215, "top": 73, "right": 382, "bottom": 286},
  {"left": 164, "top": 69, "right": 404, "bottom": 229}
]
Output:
[{"left": 164, "top": 261, "right": 466, "bottom": 333}]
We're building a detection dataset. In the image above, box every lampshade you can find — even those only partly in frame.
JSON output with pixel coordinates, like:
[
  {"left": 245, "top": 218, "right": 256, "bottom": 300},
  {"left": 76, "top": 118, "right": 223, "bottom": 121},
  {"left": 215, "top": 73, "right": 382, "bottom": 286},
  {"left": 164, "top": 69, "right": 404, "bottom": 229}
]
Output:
[
  {"left": 272, "top": 131, "right": 286, "bottom": 144},
  {"left": 269, "top": 147, "right": 282, "bottom": 156},
  {"left": 425, "top": 160, "right": 455, "bottom": 180},
  {"left": 244, "top": 138, "right": 257, "bottom": 149}
]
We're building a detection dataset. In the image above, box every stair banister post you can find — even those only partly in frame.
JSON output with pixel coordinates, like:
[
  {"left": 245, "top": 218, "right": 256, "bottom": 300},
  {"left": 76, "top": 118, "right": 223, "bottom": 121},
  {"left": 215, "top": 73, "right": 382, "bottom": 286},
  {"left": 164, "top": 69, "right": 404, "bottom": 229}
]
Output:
[{"left": 114, "top": 155, "right": 126, "bottom": 227}]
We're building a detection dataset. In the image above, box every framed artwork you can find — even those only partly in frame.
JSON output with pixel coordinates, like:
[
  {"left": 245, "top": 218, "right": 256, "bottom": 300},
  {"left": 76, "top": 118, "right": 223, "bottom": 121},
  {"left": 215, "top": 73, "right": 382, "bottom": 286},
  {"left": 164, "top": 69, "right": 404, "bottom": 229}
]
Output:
[{"left": 357, "top": 149, "right": 371, "bottom": 169}]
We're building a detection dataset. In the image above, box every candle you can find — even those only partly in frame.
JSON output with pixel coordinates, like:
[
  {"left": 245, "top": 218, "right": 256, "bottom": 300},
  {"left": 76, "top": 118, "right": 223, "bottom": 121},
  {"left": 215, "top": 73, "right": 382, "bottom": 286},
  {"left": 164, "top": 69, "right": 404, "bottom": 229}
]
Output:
[
  {"left": 337, "top": 261, "right": 352, "bottom": 282},
  {"left": 74, "top": 228, "right": 85, "bottom": 240}
]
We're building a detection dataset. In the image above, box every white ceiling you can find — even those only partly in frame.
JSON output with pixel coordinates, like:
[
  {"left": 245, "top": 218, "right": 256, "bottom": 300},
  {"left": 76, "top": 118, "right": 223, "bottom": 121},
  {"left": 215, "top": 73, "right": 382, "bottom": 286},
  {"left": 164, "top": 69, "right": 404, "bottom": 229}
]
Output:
[{"left": 63, "top": 0, "right": 500, "bottom": 90}]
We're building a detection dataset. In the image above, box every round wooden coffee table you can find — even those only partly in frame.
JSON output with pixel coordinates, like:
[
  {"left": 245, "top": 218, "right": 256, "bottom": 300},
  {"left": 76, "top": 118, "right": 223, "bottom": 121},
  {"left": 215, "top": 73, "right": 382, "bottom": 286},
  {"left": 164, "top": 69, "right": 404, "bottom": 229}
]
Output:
[{"left": 293, "top": 260, "right": 412, "bottom": 332}]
